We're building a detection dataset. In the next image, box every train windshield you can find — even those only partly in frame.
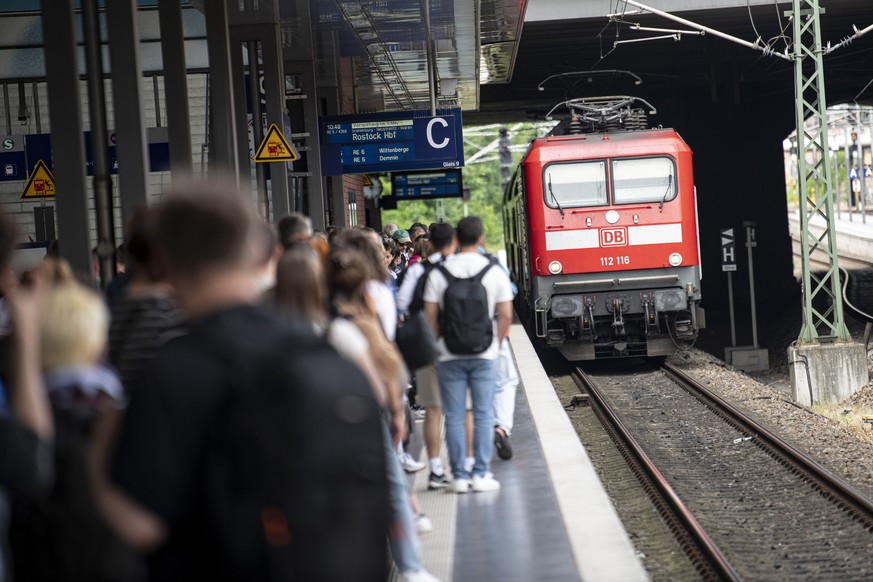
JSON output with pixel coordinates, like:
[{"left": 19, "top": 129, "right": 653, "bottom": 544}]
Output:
[
  {"left": 612, "top": 157, "right": 676, "bottom": 205},
  {"left": 543, "top": 161, "right": 608, "bottom": 209}
]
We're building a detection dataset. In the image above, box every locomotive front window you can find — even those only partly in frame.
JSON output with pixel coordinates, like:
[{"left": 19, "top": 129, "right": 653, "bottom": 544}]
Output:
[
  {"left": 612, "top": 157, "right": 676, "bottom": 205},
  {"left": 543, "top": 161, "right": 608, "bottom": 209}
]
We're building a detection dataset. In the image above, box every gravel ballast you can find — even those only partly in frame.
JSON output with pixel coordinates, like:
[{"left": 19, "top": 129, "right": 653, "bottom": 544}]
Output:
[{"left": 669, "top": 348, "right": 873, "bottom": 500}]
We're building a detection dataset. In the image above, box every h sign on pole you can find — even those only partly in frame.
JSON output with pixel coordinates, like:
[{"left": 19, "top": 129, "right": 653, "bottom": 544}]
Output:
[
  {"left": 722, "top": 228, "right": 737, "bottom": 347},
  {"left": 721, "top": 228, "right": 736, "bottom": 272}
]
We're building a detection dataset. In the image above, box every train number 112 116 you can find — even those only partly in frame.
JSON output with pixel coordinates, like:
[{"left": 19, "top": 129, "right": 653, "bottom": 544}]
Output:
[{"left": 600, "top": 255, "right": 630, "bottom": 267}]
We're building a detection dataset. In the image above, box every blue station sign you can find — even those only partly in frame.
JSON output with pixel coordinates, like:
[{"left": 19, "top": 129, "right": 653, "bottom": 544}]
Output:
[
  {"left": 392, "top": 169, "right": 463, "bottom": 200},
  {"left": 319, "top": 108, "right": 464, "bottom": 176},
  {"left": 0, "top": 128, "right": 170, "bottom": 183}
]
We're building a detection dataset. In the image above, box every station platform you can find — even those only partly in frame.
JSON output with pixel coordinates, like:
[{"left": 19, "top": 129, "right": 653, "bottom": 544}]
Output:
[
  {"left": 403, "top": 325, "right": 647, "bottom": 582},
  {"left": 789, "top": 209, "right": 873, "bottom": 272}
]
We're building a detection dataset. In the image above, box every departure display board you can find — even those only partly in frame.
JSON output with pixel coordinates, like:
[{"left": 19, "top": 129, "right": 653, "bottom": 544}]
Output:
[
  {"left": 391, "top": 169, "right": 463, "bottom": 200},
  {"left": 319, "top": 108, "right": 464, "bottom": 176}
]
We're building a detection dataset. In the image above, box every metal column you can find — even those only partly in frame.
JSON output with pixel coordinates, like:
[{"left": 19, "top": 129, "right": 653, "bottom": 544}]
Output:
[
  {"left": 295, "top": 63, "right": 325, "bottom": 228},
  {"left": 260, "top": 24, "right": 292, "bottom": 222},
  {"left": 204, "top": 0, "right": 240, "bottom": 182},
  {"left": 247, "top": 41, "right": 269, "bottom": 216},
  {"left": 323, "top": 86, "right": 346, "bottom": 226},
  {"left": 82, "top": 0, "right": 115, "bottom": 287},
  {"left": 107, "top": 0, "right": 150, "bottom": 228},
  {"left": 281, "top": 0, "right": 325, "bottom": 229},
  {"left": 791, "top": 0, "right": 850, "bottom": 342},
  {"left": 158, "top": 0, "right": 192, "bottom": 178},
  {"left": 844, "top": 135, "right": 853, "bottom": 220},
  {"left": 228, "top": 33, "right": 253, "bottom": 193},
  {"left": 833, "top": 139, "right": 841, "bottom": 219},
  {"left": 41, "top": 0, "right": 91, "bottom": 277},
  {"left": 856, "top": 104, "right": 868, "bottom": 222}
]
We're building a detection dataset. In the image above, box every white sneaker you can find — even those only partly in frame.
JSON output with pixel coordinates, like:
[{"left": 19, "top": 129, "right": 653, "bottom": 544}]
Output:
[
  {"left": 402, "top": 568, "right": 441, "bottom": 582},
  {"left": 398, "top": 452, "right": 427, "bottom": 473},
  {"left": 415, "top": 513, "right": 433, "bottom": 534},
  {"left": 448, "top": 478, "right": 471, "bottom": 493},
  {"left": 471, "top": 473, "right": 501, "bottom": 493}
]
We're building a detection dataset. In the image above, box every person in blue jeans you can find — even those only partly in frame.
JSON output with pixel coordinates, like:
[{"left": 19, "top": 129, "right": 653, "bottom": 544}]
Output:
[{"left": 423, "top": 217, "right": 513, "bottom": 493}]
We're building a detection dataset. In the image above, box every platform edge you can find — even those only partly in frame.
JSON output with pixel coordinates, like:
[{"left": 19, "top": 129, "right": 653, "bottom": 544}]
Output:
[{"left": 509, "top": 325, "right": 649, "bottom": 582}]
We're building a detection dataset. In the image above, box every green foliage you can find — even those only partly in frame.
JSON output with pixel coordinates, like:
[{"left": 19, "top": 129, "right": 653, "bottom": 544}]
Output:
[{"left": 381, "top": 129, "right": 511, "bottom": 252}]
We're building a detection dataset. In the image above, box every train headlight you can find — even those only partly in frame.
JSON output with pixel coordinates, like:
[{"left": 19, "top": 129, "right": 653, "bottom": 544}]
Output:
[
  {"left": 548, "top": 260, "right": 563, "bottom": 275},
  {"left": 668, "top": 252, "right": 683, "bottom": 267}
]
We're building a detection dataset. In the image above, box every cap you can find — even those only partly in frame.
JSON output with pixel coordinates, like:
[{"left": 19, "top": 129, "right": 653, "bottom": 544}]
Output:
[{"left": 392, "top": 229, "right": 411, "bottom": 244}]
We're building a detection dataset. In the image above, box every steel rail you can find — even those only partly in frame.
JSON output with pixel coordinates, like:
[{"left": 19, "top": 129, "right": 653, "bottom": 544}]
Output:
[
  {"left": 574, "top": 368, "right": 741, "bottom": 582},
  {"left": 662, "top": 362, "right": 873, "bottom": 526}
]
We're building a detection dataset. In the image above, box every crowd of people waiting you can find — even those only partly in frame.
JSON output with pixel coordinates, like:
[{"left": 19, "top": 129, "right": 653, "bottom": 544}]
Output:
[{"left": 0, "top": 178, "right": 520, "bottom": 582}]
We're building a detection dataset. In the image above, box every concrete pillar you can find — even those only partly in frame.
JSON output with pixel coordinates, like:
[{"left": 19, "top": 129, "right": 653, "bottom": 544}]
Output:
[
  {"left": 158, "top": 0, "right": 193, "bottom": 178},
  {"left": 41, "top": 0, "right": 92, "bottom": 277},
  {"left": 788, "top": 343, "right": 868, "bottom": 406},
  {"left": 107, "top": 0, "right": 150, "bottom": 226}
]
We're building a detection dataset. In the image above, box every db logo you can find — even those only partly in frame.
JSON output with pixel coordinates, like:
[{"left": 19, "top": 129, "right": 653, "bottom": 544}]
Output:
[{"left": 600, "top": 227, "right": 628, "bottom": 247}]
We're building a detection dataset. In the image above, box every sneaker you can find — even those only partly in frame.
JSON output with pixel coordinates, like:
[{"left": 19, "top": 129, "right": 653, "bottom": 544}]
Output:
[
  {"left": 494, "top": 428, "right": 513, "bottom": 460},
  {"left": 412, "top": 407, "right": 427, "bottom": 421},
  {"left": 398, "top": 452, "right": 426, "bottom": 473},
  {"left": 402, "top": 569, "right": 441, "bottom": 582},
  {"left": 448, "top": 478, "right": 471, "bottom": 494},
  {"left": 471, "top": 473, "right": 501, "bottom": 493},
  {"left": 428, "top": 472, "right": 450, "bottom": 490},
  {"left": 415, "top": 513, "right": 433, "bottom": 534}
]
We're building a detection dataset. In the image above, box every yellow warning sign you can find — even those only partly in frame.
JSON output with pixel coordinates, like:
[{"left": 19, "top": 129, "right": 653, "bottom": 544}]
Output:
[
  {"left": 21, "top": 160, "right": 56, "bottom": 200},
  {"left": 254, "top": 123, "right": 299, "bottom": 163},
  {"left": 362, "top": 174, "right": 373, "bottom": 187}
]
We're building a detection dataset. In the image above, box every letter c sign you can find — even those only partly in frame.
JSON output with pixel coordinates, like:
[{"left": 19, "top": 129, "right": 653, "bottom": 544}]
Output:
[{"left": 426, "top": 118, "right": 450, "bottom": 149}]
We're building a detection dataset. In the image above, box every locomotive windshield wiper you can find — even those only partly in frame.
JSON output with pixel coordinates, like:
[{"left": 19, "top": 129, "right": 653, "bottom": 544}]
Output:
[
  {"left": 658, "top": 173, "right": 674, "bottom": 212},
  {"left": 548, "top": 175, "right": 565, "bottom": 217}
]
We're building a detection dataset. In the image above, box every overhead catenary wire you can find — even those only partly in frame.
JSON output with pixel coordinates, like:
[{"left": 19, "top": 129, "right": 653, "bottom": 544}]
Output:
[{"left": 609, "top": 0, "right": 790, "bottom": 60}]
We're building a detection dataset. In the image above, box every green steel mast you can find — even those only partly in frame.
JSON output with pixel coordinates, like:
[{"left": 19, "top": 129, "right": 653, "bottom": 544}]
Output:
[{"left": 791, "top": 0, "right": 851, "bottom": 343}]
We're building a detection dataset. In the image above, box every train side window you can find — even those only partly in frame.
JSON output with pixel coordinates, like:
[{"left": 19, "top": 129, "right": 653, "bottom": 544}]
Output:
[
  {"left": 612, "top": 157, "right": 676, "bottom": 205},
  {"left": 543, "top": 161, "right": 607, "bottom": 209}
]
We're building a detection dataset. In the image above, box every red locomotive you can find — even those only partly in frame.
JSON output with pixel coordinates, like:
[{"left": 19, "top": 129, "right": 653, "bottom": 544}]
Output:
[{"left": 504, "top": 97, "right": 704, "bottom": 359}]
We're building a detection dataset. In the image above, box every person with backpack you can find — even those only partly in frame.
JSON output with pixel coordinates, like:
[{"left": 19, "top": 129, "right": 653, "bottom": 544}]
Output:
[
  {"left": 11, "top": 263, "right": 146, "bottom": 582},
  {"left": 396, "top": 222, "right": 455, "bottom": 490},
  {"left": 90, "top": 189, "right": 390, "bottom": 582},
  {"left": 423, "top": 217, "right": 513, "bottom": 493}
]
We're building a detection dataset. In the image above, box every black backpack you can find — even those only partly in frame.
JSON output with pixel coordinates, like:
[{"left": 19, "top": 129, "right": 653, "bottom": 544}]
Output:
[
  {"left": 396, "top": 260, "right": 439, "bottom": 370},
  {"left": 202, "top": 316, "right": 390, "bottom": 582},
  {"left": 436, "top": 257, "right": 499, "bottom": 355},
  {"left": 10, "top": 406, "right": 146, "bottom": 582}
]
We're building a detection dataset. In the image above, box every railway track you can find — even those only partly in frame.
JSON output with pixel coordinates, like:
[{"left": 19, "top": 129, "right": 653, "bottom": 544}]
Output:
[{"left": 574, "top": 362, "right": 873, "bottom": 581}]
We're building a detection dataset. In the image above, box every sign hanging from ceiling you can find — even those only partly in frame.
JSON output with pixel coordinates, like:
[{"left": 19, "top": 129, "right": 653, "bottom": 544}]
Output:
[
  {"left": 391, "top": 169, "right": 463, "bottom": 200},
  {"left": 318, "top": 108, "right": 464, "bottom": 176}
]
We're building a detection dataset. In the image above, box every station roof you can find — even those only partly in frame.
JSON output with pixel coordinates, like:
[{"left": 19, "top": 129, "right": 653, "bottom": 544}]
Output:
[
  {"left": 280, "top": 0, "right": 527, "bottom": 113},
  {"left": 1, "top": 1, "right": 528, "bottom": 116}
]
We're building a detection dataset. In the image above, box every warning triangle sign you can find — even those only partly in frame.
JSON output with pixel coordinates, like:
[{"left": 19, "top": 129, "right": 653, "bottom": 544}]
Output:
[
  {"left": 254, "top": 123, "right": 299, "bottom": 163},
  {"left": 21, "top": 160, "right": 56, "bottom": 200},
  {"left": 362, "top": 174, "right": 373, "bottom": 187}
]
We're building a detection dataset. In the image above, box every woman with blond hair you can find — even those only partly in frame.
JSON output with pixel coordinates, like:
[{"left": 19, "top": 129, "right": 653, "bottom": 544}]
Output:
[{"left": 13, "top": 263, "right": 144, "bottom": 581}]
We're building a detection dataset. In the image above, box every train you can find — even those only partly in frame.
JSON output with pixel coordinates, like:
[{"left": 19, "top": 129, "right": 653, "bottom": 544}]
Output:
[{"left": 503, "top": 96, "right": 704, "bottom": 360}]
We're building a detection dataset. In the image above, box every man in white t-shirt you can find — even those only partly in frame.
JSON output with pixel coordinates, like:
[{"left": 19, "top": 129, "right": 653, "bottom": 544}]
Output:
[{"left": 423, "top": 217, "right": 513, "bottom": 493}]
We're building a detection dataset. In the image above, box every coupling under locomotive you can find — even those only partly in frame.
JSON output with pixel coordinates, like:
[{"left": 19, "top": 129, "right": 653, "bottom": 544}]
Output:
[{"left": 503, "top": 96, "right": 704, "bottom": 360}]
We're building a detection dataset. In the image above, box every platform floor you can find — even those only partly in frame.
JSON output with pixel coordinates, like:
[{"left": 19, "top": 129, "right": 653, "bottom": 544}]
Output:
[{"left": 405, "top": 325, "right": 648, "bottom": 582}]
